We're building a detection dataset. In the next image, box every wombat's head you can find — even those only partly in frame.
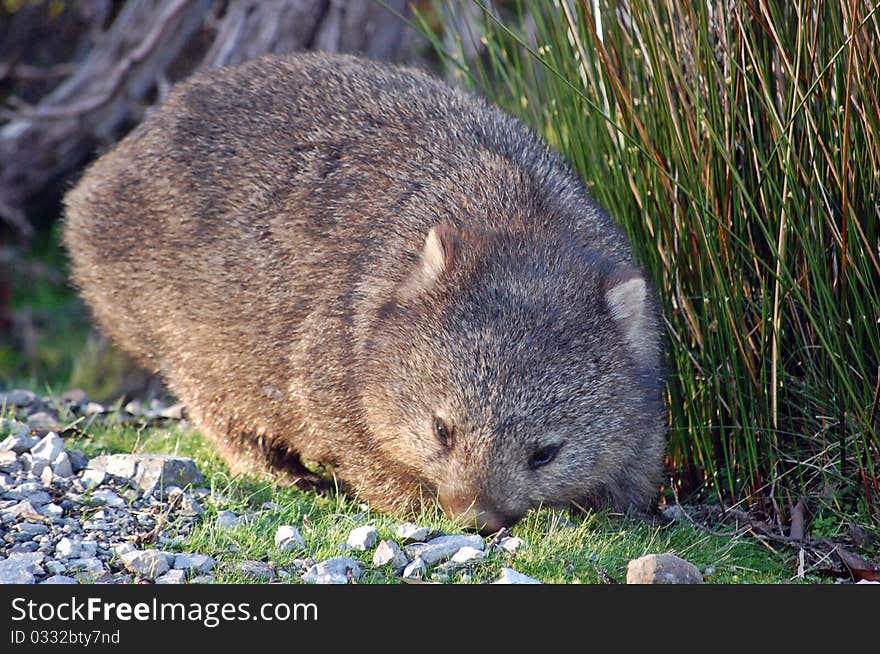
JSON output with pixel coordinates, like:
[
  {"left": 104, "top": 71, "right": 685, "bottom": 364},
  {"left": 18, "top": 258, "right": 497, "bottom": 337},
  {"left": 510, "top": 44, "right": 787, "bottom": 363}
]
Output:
[{"left": 362, "top": 223, "right": 664, "bottom": 533}]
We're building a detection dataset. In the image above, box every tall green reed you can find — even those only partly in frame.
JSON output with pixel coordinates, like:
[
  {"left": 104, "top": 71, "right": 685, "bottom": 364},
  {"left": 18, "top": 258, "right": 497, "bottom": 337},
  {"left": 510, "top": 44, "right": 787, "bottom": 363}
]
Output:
[{"left": 418, "top": 0, "right": 880, "bottom": 520}]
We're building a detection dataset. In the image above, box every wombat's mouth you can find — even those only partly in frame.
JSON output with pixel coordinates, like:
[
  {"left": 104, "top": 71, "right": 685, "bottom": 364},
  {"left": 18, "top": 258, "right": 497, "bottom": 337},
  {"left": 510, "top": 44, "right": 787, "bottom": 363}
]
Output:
[{"left": 442, "top": 500, "right": 523, "bottom": 535}]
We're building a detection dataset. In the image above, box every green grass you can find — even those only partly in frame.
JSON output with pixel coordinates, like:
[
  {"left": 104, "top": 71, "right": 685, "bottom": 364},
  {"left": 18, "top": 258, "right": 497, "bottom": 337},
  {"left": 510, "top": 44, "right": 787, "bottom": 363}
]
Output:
[
  {"left": 63, "top": 420, "right": 814, "bottom": 584},
  {"left": 416, "top": 0, "right": 880, "bottom": 525}
]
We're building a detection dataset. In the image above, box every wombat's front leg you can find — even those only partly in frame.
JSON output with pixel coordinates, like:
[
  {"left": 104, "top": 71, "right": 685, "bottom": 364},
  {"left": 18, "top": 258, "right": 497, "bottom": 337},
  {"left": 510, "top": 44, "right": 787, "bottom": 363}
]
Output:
[
  {"left": 332, "top": 453, "right": 437, "bottom": 516},
  {"left": 194, "top": 413, "right": 330, "bottom": 491}
]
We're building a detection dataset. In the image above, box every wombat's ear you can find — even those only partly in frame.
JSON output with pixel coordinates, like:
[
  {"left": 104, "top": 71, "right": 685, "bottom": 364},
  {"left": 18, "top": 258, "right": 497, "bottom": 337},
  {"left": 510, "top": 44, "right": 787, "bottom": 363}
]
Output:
[
  {"left": 604, "top": 266, "right": 653, "bottom": 358},
  {"left": 421, "top": 223, "right": 457, "bottom": 282},
  {"left": 399, "top": 223, "right": 458, "bottom": 299}
]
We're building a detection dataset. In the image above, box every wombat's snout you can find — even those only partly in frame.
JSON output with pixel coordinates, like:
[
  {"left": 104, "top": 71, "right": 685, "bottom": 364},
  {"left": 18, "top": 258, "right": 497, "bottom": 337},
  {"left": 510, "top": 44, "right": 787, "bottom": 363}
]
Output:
[{"left": 439, "top": 492, "right": 521, "bottom": 535}]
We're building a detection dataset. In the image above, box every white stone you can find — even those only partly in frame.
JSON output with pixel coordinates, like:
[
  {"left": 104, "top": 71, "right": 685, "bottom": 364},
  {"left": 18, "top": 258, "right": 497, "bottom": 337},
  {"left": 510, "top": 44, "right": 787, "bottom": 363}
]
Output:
[
  {"left": 4, "top": 389, "right": 37, "bottom": 406},
  {"left": 395, "top": 522, "right": 429, "bottom": 543},
  {"left": 91, "top": 489, "right": 126, "bottom": 508},
  {"left": 67, "top": 557, "right": 105, "bottom": 579},
  {"left": 302, "top": 557, "right": 362, "bottom": 584},
  {"left": 80, "top": 541, "right": 98, "bottom": 558},
  {"left": 155, "top": 569, "right": 187, "bottom": 584},
  {"left": 0, "top": 556, "right": 37, "bottom": 584},
  {"left": 80, "top": 468, "right": 106, "bottom": 489},
  {"left": 451, "top": 546, "right": 486, "bottom": 564},
  {"left": 1, "top": 428, "right": 36, "bottom": 453},
  {"left": 233, "top": 561, "right": 273, "bottom": 581},
  {"left": 23, "top": 454, "right": 49, "bottom": 477},
  {"left": 17, "top": 523, "right": 48, "bottom": 536},
  {"left": 45, "top": 559, "right": 67, "bottom": 574},
  {"left": 372, "top": 540, "right": 408, "bottom": 571},
  {"left": 27, "top": 412, "right": 59, "bottom": 430},
  {"left": 38, "top": 502, "right": 63, "bottom": 519},
  {"left": 51, "top": 451, "right": 73, "bottom": 478},
  {"left": 498, "top": 536, "right": 526, "bottom": 555},
  {"left": 120, "top": 550, "right": 170, "bottom": 580},
  {"left": 84, "top": 402, "right": 106, "bottom": 415},
  {"left": 30, "top": 432, "right": 64, "bottom": 464},
  {"left": 113, "top": 543, "right": 136, "bottom": 557},
  {"left": 405, "top": 534, "right": 485, "bottom": 566},
  {"left": 493, "top": 567, "right": 541, "bottom": 584},
  {"left": 55, "top": 537, "right": 82, "bottom": 559},
  {"left": 0, "top": 449, "right": 19, "bottom": 472},
  {"left": 402, "top": 557, "right": 426, "bottom": 580},
  {"left": 216, "top": 510, "right": 243, "bottom": 531},
  {"left": 40, "top": 575, "right": 78, "bottom": 585},
  {"left": 24, "top": 490, "right": 51, "bottom": 506},
  {"left": 87, "top": 454, "right": 203, "bottom": 494},
  {"left": 274, "top": 525, "right": 306, "bottom": 551},
  {"left": 173, "top": 553, "right": 216, "bottom": 573},
  {"left": 159, "top": 403, "right": 185, "bottom": 420},
  {"left": 347, "top": 524, "right": 378, "bottom": 551}
]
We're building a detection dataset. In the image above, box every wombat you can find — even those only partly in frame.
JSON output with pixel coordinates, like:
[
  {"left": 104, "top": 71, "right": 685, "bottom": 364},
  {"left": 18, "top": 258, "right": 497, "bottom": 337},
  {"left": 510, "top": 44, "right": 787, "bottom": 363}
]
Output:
[{"left": 64, "top": 53, "right": 666, "bottom": 533}]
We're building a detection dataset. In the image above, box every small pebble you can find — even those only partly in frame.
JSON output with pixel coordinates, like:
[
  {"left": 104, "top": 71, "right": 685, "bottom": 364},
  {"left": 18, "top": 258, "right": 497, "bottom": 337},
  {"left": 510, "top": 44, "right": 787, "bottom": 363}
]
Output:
[
  {"left": 40, "top": 575, "right": 78, "bottom": 585},
  {"left": 498, "top": 536, "right": 526, "bottom": 555},
  {"left": 373, "top": 540, "right": 408, "bottom": 572},
  {"left": 275, "top": 525, "right": 306, "bottom": 552},
  {"left": 395, "top": 522, "right": 429, "bottom": 543},
  {"left": 80, "top": 468, "right": 106, "bottom": 489},
  {"left": 402, "top": 557, "right": 426, "bottom": 580},
  {"left": 173, "top": 553, "right": 216, "bottom": 574},
  {"left": 451, "top": 546, "right": 486, "bottom": 564},
  {"left": 302, "top": 557, "right": 362, "bottom": 584},
  {"left": 347, "top": 524, "right": 378, "bottom": 551},
  {"left": 493, "top": 567, "right": 541, "bottom": 584},
  {"left": 626, "top": 553, "right": 703, "bottom": 585},
  {"left": 155, "top": 569, "right": 187, "bottom": 584},
  {"left": 120, "top": 550, "right": 170, "bottom": 580},
  {"left": 55, "top": 537, "right": 82, "bottom": 559},
  {"left": 216, "top": 510, "right": 242, "bottom": 531}
]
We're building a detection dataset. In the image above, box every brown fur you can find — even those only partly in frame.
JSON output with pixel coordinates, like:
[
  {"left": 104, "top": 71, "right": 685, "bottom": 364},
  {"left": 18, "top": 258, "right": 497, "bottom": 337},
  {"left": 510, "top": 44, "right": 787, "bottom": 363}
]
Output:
[{"left": 64, "top": 53, "right": 666, "bottom": 532}]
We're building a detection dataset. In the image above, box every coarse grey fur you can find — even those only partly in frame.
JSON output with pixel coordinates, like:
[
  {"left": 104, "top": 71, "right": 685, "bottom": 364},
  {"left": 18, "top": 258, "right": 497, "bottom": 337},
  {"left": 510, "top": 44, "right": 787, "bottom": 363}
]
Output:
[{"left": 64, "top": 53, "right": 666, "bottom": 532}]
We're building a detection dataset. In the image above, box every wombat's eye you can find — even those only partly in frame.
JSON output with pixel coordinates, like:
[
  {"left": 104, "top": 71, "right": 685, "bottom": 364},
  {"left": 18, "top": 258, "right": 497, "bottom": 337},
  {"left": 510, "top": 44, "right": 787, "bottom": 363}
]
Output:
[
  {"left": 529, "top": 443, "right": 563, "bottom": 469},
  {"left": 433, "top": 416, "right": 453, "bottom": 449}
]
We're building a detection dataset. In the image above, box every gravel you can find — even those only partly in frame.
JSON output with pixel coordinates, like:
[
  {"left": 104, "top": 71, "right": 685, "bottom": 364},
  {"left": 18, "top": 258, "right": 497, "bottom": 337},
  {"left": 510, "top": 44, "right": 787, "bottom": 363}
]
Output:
[
  {"left": 0, "top": 555, "right": 37, "bottom": 584},
  {"left": 87, "top": 454, "right": 203, "bottom": 495},
  {"left": 0, "top": 389, "right": 222, "bottom": 586},
  {"left": 0, "top": 386, "right": 553, "bottom": 587},
  {"left": 405, "top": 534, "right": 485, "bottom": 566}
]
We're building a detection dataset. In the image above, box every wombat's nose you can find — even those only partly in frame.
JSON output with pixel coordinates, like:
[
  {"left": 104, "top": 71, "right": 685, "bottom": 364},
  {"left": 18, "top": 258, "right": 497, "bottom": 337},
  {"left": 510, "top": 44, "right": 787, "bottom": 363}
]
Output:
[{"left": 440, "top": 493, "right": 516, "bottom": 534}]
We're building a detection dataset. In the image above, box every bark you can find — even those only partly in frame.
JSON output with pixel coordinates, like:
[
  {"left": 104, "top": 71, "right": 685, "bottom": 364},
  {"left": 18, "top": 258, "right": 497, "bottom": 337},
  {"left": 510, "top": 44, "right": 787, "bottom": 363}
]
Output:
[{"left": 0, "top": 0, "right": 413, "bottom": 240}]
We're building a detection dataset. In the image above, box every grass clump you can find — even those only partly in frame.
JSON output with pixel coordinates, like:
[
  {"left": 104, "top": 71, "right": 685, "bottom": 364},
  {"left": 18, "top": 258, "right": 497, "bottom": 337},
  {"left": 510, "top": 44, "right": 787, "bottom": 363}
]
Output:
[{"left": 417, "top": 0, "right": 880, "bottom": 524}]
